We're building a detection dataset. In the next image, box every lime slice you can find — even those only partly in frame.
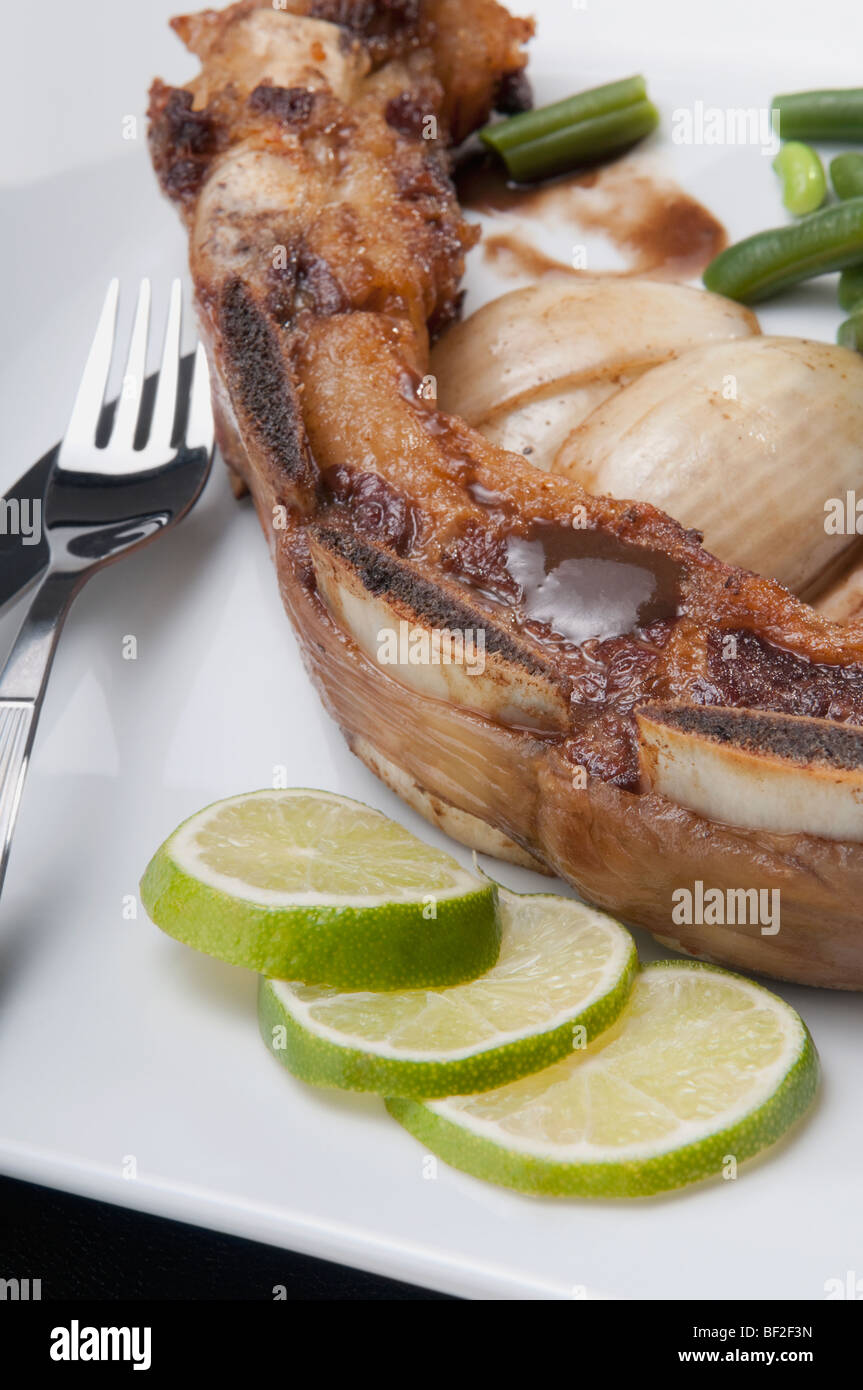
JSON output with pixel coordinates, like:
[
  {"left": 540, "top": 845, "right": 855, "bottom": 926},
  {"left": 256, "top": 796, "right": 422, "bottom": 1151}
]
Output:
[
  {"left": 387, "top": 962, "right": 818, "bottom": 1196},
  {"left": 259, "top": 886, "right": 637, "bottom": 1097},
  {"left": 140, "top": 789, "right": 500, "bottom": 989}
]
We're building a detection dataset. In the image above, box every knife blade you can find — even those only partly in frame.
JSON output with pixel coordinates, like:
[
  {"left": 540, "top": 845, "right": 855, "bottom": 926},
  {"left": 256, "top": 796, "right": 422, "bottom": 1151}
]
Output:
[
  {"left": 0, "top": 445, "right": 55, "bottom": 616},
  {"left": 0, "top": 356, "right": 197, "bottom": 619}
]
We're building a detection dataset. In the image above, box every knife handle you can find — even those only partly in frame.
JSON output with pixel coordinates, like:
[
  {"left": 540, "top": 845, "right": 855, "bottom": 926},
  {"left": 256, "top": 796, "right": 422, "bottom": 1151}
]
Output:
[{"left": 0, "top": 570, "right": 80, "bottom": 898}]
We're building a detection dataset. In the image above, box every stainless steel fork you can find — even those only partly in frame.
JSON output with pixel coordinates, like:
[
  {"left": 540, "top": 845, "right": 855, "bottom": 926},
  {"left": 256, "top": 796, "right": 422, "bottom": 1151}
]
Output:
[{"left": 0, "top": 279, "right": 214, "bottom": 897}]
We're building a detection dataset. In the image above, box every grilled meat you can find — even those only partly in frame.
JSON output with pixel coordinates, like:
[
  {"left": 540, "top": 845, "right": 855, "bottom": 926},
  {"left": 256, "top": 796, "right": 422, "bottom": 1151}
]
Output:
[{"left": 150, "top": 0, "right": 863, "bottom": 988}]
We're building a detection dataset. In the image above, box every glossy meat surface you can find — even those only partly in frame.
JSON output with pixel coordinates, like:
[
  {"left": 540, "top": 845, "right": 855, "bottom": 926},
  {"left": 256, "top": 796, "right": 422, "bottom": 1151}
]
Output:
[{"left": 150, "top": 0, "right": 863, "bottom": 986}]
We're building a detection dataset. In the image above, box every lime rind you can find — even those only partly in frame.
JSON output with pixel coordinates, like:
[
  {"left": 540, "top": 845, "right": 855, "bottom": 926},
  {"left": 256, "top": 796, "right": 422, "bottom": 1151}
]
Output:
[
  {"left": 386, "top": 962, "right": 819, "bottom": 1196},
  {"left": 140, "top": 789, "right": 501, "bottom": 990},
  {"left": 142, "top": 846, "right": 501, "bottom": 987},
  {"left": 258, "top": 889, "right": 638, "bottom": 1097}
]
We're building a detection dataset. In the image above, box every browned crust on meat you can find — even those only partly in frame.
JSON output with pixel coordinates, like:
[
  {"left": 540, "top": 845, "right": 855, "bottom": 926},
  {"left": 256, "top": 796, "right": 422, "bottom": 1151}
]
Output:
[
  {"left": 310, "top": 521, "right": 560, "bottom": 677},
  {"left": 148, "top": 1, "right": 863, "bottom": 987},
  {"left": 148, "top": 2, "right": 863, "bottom": 745},
  {"left": 148, "top": 81, "right": 225, "bottom": 205},
  {"left": 168, "top": 0, "right": 533, "bottom": 140}
]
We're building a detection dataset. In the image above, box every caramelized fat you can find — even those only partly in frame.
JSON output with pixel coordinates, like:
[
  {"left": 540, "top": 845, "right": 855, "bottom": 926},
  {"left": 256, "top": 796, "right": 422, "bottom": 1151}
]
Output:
[
  {"left": 507, "top": 522, "right": 681, "bottom": 646},
  {"left": 458, "top": 516, "right": 682, "bottom": 647}
]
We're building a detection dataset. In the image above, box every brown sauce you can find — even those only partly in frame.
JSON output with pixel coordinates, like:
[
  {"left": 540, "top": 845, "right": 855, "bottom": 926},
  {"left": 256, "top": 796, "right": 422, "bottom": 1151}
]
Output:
[
  {"left": 483, "top": 234, "right": 569, "bottom": 279},
  {"left": 455, "top": 151, "right": 726, "bottom": 281},
  {"left": 455, "top": 153, "right": 545, "bottom": 213}
]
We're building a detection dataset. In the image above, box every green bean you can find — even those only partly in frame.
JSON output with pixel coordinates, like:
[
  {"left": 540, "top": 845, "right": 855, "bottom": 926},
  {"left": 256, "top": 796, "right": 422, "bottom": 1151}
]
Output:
[
  {"left": 772, "top": 89, "right": 863, "bottom": 142},
  {"left": 773, "top": 142, "right": 826, "bottom": 215},
  {"left": 703, "top": 197, "right": 863, "bottom": 303},
  {"left": 838, "top": 311, "right": 863, "bottom": 353},
  {"left": 482, "top": 76, "right": 646, "bottom": 152},
  {"left": 838, "top": 264, "right": 863, "bottom": 312},
  {"left": 831, "top": 152, "right": 863, "bottom": 201},
  {"left": 479, "top": 77, "right": 658, "bottom": 182}
]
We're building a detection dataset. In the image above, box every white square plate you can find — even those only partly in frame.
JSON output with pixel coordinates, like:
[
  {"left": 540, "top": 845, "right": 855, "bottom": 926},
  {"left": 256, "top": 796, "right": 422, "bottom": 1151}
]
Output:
[{"left": 0, "top": 0, "right": 860, "bottom": 1299}]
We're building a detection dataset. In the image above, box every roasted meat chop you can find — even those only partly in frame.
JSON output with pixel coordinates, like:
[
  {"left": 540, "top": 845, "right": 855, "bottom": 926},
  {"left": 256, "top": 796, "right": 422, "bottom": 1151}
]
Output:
[{"left": 150, "top": 0, "right": 863, "bottom": 988}]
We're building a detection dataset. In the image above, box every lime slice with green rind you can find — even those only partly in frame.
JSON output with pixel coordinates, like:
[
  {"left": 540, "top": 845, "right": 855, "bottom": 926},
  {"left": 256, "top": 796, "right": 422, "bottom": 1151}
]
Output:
[
  {"left": 140, "top": 789, "right": 500, "bottom": 989},
  {"left": 387, "top": 962, "right": 818, "bottom": 1195},
  {"left": 259, "top": 886, "right": 637, "bottom": 1097}
]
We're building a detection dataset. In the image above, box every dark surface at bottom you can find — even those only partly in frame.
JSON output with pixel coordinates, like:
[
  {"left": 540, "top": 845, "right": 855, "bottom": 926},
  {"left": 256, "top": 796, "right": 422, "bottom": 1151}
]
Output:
[{"left": 0, "top": 1175, "right": 454, "bottom": 1300}]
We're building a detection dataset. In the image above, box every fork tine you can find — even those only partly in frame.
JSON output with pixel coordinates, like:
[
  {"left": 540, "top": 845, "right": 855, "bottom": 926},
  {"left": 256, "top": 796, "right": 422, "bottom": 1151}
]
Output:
[
  {"left": 184, "top": 342, "right": 214, "bottom": 451},
  {"left": 111, "top": 279, "right": 151, "bottom": 450},
  {"left": 63, "top": 279, "right": 119, "bottom": 450},
  {"left": 148, "top": 278, "right": 182, "bottom": 448}
]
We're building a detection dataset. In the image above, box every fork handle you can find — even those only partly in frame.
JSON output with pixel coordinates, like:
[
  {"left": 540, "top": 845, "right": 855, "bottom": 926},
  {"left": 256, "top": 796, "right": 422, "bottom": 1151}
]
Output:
[{"left": 0, "top": 570, "right": 81, "bottom": 896}]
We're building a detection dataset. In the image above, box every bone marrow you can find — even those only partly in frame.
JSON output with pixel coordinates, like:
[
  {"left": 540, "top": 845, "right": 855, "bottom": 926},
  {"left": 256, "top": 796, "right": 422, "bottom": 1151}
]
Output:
[
  {"left": 309, "top": 522, "right": 571, "bottom": 729},
  {"left": 150, "top": 0, "right": 863, "bottom": 988},
  {"left": 638, "top": 703, "right": 863, "bottom": 841}
]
